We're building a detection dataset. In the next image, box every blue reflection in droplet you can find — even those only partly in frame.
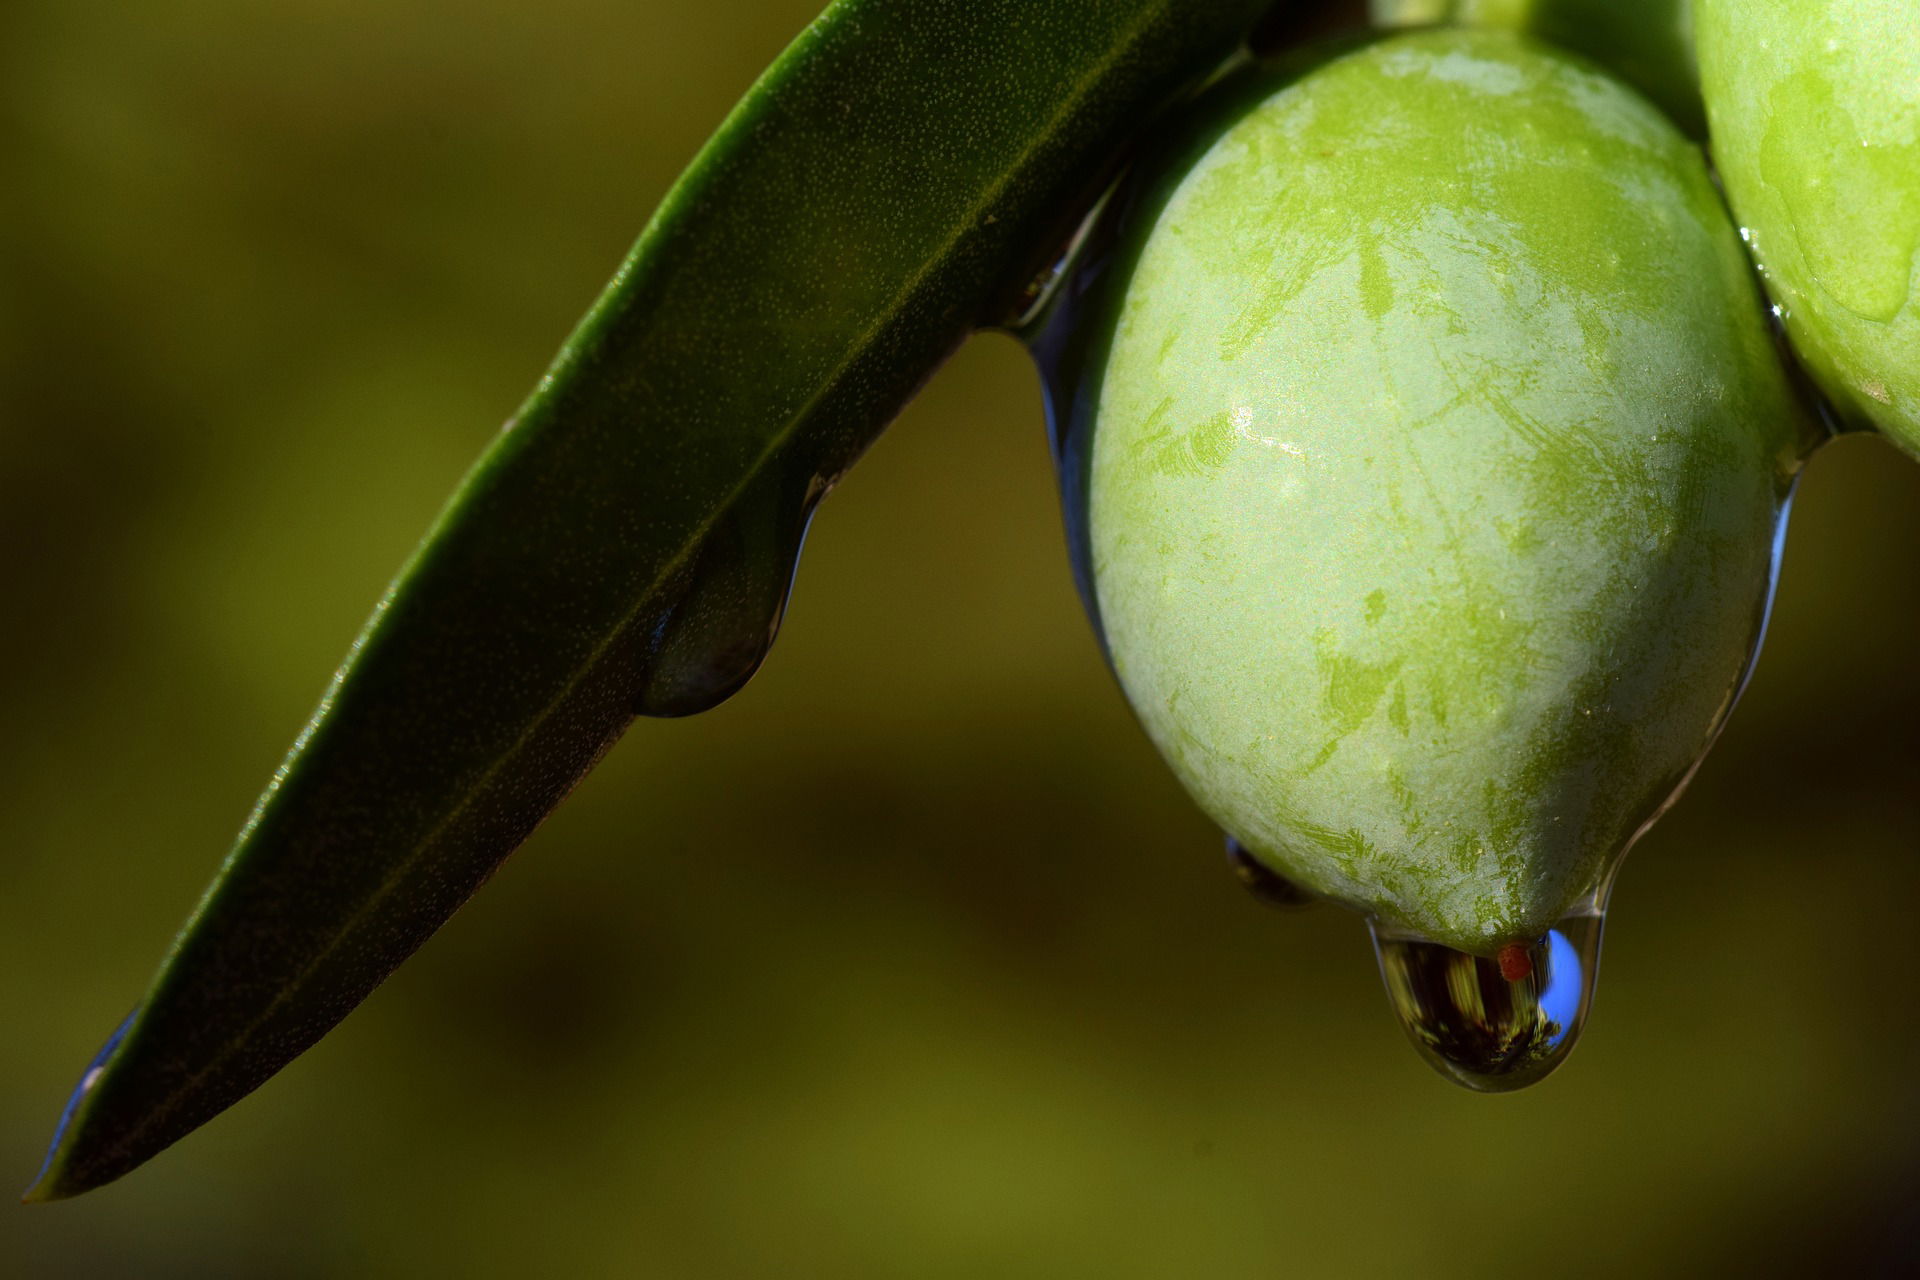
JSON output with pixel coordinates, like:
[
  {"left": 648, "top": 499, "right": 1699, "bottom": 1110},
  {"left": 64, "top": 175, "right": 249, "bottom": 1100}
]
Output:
[
  {"left": 1537, "top": 928, "right": 1583, "bottom": 1044},
  {"left": 1371, "top": 904, "right": 1606, "bottom": 1093}
]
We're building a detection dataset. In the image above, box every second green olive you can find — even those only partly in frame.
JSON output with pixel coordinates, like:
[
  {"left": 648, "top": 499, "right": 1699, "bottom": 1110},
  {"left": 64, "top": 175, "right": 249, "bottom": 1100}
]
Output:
[{"left": 1697, "top": 0, "right": 1920, "bottom": 452}]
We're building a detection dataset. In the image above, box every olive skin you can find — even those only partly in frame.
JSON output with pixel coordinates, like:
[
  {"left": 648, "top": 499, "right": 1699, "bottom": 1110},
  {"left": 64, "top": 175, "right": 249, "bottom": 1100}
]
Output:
[
  {"left": 1372, "top": 0, "right": 1704, "bottom": 137},
  {"left": 1696, "top": 0, "right": 1920, "bottom": 453},
  {"left": 1082, "top": 30, "right": 1806, "bottom": 953}
]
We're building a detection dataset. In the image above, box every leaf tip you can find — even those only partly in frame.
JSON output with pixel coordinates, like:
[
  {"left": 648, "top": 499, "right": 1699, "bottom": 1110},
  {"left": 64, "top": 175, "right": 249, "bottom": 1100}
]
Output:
[
  {"left": 22, "top": 1122, "right": 87, "bottom": 1205},
  {"left": 26, "top": 1008, "right": 143, "bottom": 1204},
  {"left": 20, "top": 1170, "right": 70, "bottom": 1205}
]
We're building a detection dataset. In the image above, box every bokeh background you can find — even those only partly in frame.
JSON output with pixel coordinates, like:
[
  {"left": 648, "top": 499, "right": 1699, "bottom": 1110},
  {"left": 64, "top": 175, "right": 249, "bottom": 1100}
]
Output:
[{"left": 4, "top": 2, "right": 1918, "bottom": 1275}]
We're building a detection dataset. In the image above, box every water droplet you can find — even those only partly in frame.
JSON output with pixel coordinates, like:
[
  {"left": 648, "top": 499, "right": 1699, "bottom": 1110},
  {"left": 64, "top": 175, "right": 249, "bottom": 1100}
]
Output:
[
  {"left": 1369, "top": 895, "right": 1605, "bottom": 1092},
  {"left": 1225, "top": 836, "right": 1315, "bottom": 909},
  {"left": 1024, "top": 240, "right": 1122, "bottom": 643},
  {"left": 637, "top": 465, "right": 822, "bottom": 717}
]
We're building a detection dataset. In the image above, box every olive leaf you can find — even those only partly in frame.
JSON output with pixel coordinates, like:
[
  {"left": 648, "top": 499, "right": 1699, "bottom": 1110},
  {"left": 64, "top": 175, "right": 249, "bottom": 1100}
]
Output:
[{"left": 28, "top": 0, "right": 1276, "bottom": 1201}]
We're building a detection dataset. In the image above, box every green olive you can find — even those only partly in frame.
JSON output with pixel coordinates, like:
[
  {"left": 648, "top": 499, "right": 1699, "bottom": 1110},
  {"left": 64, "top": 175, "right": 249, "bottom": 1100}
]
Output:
[
  {"left": 1080, "top": 30, "right": 1806, "bottom": 953},
  {"left": 1372, "top": 0, "right": 1703, "bottom": 137},
  {"left": 1696, "top": 0, "right": 1920, "bottom": 452}
]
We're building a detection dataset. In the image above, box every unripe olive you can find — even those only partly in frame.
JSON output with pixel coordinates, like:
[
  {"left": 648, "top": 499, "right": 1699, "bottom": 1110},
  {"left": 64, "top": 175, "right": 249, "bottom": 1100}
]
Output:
[
  {"left": 1373, "top": 0, "right": 1703, "bottom": 137},
  {"left": 1696, "top": 0, "right": 1920, "bottom": 453},
  {"left": 1076, "top": 30, "right": 1806, "bottom": 954}
]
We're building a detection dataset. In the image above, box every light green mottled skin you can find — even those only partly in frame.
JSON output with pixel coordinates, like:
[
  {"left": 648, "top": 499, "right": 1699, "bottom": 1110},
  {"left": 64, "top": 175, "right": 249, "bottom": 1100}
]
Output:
[
  {"left": 1088, "top": 31, "right": 1804, "bottom": 953},
  {"left": 1373, "top": 0, "right": 1703, "bottom": 136},
  {"left": 1697, "top": 0, "right": 1920, "bottom": 452}
]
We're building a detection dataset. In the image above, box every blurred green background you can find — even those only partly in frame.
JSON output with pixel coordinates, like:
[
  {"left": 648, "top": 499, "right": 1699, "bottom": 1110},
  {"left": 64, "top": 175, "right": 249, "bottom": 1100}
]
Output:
[{"left": 4, "top": 2, "right": 1918, "bottom": 1275}]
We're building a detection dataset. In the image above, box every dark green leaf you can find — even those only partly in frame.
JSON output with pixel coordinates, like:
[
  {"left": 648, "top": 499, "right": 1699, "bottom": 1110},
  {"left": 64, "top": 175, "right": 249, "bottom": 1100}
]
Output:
[{"left": 29, "top": 0, "right": 1274, "bottom": 1201}]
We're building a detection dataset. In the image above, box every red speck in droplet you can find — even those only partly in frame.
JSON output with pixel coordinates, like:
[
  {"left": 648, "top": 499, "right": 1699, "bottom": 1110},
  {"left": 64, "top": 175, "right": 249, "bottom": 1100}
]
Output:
[{"left": 1497, "top": 944, "right": 1533, "bottom": 983}]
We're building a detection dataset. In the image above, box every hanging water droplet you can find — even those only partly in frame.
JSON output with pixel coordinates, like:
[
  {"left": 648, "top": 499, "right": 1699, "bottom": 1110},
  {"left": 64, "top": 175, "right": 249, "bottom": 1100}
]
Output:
[
  {"left": 1369, "top": 895, "right": 1605, "bottom": 1093},
  {"left": 636, "top": 463, "right": 823, "bottom": 718},
  {"left": 1020, "top": 163, "right": 1156, "bottom": 653},
  {"left": 1224, "top": 836, "right": 1314, "bottom": 909}
]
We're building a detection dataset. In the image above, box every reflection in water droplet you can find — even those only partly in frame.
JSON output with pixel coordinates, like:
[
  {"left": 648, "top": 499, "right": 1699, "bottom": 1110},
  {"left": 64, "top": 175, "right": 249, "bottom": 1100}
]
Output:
[
  {"left": 1370, "top": 895, "right": 1605, "bottom": 1093},
  {"left": 1225, "top": 836, "right": 1315, "bottom": 910}
]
